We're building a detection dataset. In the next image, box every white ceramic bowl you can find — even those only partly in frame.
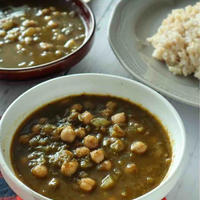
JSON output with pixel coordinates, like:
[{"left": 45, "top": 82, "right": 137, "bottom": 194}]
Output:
[{"left": 0, "top": 74, "right": 186, "bottom": 200}]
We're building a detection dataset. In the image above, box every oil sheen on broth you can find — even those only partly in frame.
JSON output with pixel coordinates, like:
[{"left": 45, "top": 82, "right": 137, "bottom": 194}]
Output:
[
  {"left": 11, "top": 95, "right": 172, "bottom": 200},
  {"left": 0, "top": 3, "right": 85, "bottom": 68}
]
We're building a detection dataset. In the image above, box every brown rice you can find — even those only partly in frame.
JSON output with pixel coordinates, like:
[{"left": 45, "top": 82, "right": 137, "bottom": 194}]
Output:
[{"left": 147, "top": 2, "right": 200, "bottom": 80}]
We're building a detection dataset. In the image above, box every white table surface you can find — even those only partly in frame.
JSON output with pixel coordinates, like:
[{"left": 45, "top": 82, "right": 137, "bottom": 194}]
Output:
[{"left": 0, "top": 0, "right": 199, "bottom": 199}]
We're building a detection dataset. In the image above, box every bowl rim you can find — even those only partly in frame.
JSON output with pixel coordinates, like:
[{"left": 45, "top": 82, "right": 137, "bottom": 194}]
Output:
[
  {"left": 0, "top": 0, "right": 95, "bottom": 71},
  {"left": 0, "top": 73, "right": 186, "bottom": 200}
]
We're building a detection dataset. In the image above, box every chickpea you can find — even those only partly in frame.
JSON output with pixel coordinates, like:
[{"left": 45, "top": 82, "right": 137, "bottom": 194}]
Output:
[
  {"left": 60, "top": 126, "right": 76, "bottom": 143},
  {"left": 51, "top": 126, "right": 63, "bottom": 138},
  {"left": 23, "top": 27, "right": 37, "bottom": 37},
  {"left": 44, "top": 16, "right": 52, "bottom": 21},
  {"left": 20, "top": 16, "right": 25, "bottom": 20},
  {"left": 84, "top": 135, "right": 98, "bottom": 149},
  {"left": 106, "top": 101, "right": 117, "bottom": 110},
  {"left": 16, "top": 47, "right": 25, "bottom": 53},
  {"left": 80, "top": 111, "right": 93, "bottom": 124},
  {"left": 39, "top": 42, "right": 53, "bottom": 50},
  {"left": 2, "top": 20, "right": 15, "bottom": 30},
  {"left": 110, "top": 124, "right": 125, "bottom": 138},
  {"left": 5, "top": 34, "right": 18, "bottom": 41},
  {"left": 77, "top": 26, "right": 84, "bottom": 31},
  {"left": 32, "top": 124, "right": 41, "bottom": 134},
  {"left": 64, "top": 39, "right": 76, "bottom": 50},
  {"left": 0, "top": 30, "right": 6, "bottom": 37},
  {"left": 31, "top": 165, "right": 48, "bottom": 178},
  {"left": 90, "top": 149, "right": 104, "bottom": 163},
  {"left": 121, "top": 191, "right": 128, "bottom": 197},
  {"left": 42, "top": 124, "right": 55, "bottom": 134},
  {"left": 111, "top": 112, "right": 126, "bottom": 124},
  {"left": 75, "top": 147, "right": 90, "bottom": 157},
  {"left": 63, "top": 27, "right": 73, "bottom": 36},
  {"left": 33, "top": 36, "right": 40, "bottom": 42},
  {"left": 22, "top": 20, "right": 38, "bottom": 27},
  {"left": 98, "top": 160, "right": 112, "bottom": 171},
  {"left": 24, "top": 36, "right": 32, "bottom": 45},
  {"left": 52, "top": 29, "right": 59, "bottom": 34},
  {"left": 16, "top": 44, "right": 23, "bottom": 51},
  {"left": 110, "top": 139, "right": 124, "bottom": 152},
  {"left": 18, "top": 34, "right": 23, "bottom": 41},
  {"left": 61, "top": 150, "right": 73, "bottom": 159},
  {"left": 52, "top": 11, "right": 60, "bottom": 16},
  {"left": 35, "top": 27, "right": 42, "bottom": 32},
  {"left": 124, "top": 163, "right": 137, "bottom": 174},
  {"left": 61, "top": 160, "right": 78, "bottom": 176},
  {"left": 52, "top": 36, "right": 57, "bottom": 40},
  {"left": 101, "top": 108, "right": 112, "bottom": 118},
  {"left": 28, "top": 61, "right": 35, "bottom": 66},
  {"left": 4, "top": 39, "right": 11, "bottom": 44},
  {"left": 75, "top": 127, "right": 86, "bottom": 138},
  {"left": 47, "top": 20, "right": 58, "bottom": 29},
  {"left": 20, "top": 24, "right": 25, "bottom": 30},
  {"left": 55, "top": 50, "right": 63, "bottom": 56},
  {"left": 41, "top": 8, "right": 51, "bottom": 15},
  {"left": 137, "top": 127, "right": 144, "bottom": 132},
  {"left": 57, "top": 34, "right": 66, "bottom": 41},
  {"left": 131, "top": 141, "right": 147, "bottom": 154},
  {"left": 79, "top": 178, "right": 96, "bottom": 192},
  {"left": 61, "top": 12, "right": 68, "bottom": 16},
  {"left": 41, "top": 51, "right": 49, "bottom": 57}
]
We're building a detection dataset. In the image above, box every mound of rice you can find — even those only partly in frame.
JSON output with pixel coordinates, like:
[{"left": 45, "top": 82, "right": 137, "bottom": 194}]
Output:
[{"left": 147, "top": 2, "right": 200, "bottom": 80}]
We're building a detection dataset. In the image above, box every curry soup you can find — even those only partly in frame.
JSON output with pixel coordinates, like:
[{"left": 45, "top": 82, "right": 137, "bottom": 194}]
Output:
[
  {"left": 0, "top": 0, "right": 86, "bottom": 68},
  {"left": 11, "top": 95, "right": 172, "bottom": 200}
]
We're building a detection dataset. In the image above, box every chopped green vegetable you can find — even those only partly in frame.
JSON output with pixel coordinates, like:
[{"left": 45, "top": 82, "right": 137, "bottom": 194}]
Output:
[
  {"left": 80, "top": 157, "right": 93, "bottom": 168},
  {"left": 127, "top": 126, "right": 137, "bottom": 135},
  {"left": 110, "top": 139, "right": 125, "bottom": 152},
  {"left": 110, "top": 124, "right": 125, "bottom": 138},
  {"left": 91, "top": 118, "right": 111, "bottom": 127},
  {"left": 100, "top": 174, "right": 115, "bottom": 189}
]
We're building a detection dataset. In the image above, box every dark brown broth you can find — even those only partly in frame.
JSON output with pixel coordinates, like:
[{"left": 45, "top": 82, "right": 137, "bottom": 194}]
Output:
[{"left": 0, "top": 1, "right": 85, "bottom": 68}]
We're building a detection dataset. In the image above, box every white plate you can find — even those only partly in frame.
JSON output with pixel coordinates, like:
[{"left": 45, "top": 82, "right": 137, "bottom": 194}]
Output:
[{"left": 109, "top": 0, "right": 199, "bottom": 107}]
